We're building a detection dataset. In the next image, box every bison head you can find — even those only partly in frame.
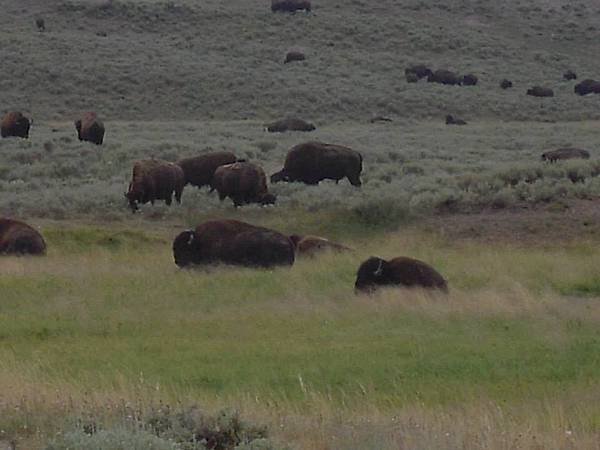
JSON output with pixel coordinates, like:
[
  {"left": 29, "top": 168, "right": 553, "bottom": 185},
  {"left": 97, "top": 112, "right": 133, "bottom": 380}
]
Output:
[
  {"left": 124, "top": 184, "right": 140, "bottom": 213},
  {"left": 172, "top": 230, "right": 199, "bottom": 268},
  {"left": 355, "top": 257, "right": 389, "bottom": 293}
]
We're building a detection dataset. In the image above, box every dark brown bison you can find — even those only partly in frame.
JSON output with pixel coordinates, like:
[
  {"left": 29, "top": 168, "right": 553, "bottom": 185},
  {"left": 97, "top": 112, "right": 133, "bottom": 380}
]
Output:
[
  {"left": 405, "top": 72, "right": 419, "bottom": 83},
  {"left": 75, "top": 112, "right": 105, "bottom": 145},
  {"left": 176, "top": 151, "right": 238, "bottom": 188},
  {"left": 526, "top": 86, "right": 554, "bottom": 97},
  {"left": 427, "top": 69, "right": 461, "bottom": 85},
  {"left": 211, "top": 162, "right": 276, "bottom": 207},
  {"left": 500, "top": 79, "right": 513, "bottom": 89},
  {"left": 289, "top": 235, "right": 351, "bottom": 256},
  {"left": 461, "top": 73, "right": 478, "bottom": 86},
  {"left": 541, "top": 147, "right": 590, "bottom": 162},
  {"left": 0, "top": 218, "right": 46, "bottom": 256},
  {"left": 355, "top": 256, "right": 448, "bottom": 293},
  {"left": 265, "top": 118, "right": 315, "bottom": 132},
  {"left": 173, "top": 219, "right": 295, "bottom": 268},
  {"left": 370, "top": 115, "right": 393, "bottom": 123},
  {"left": 35, "top": 18, "right": 45, "bottom": 31},
  {"left": 1, "top": 112, "right": 31, "bottom": 139},
  {"left": 574, "top": 79, "right": 600, "bottom": 96},
  {"left": 271, "top": 141, "right": 363, "bottom": 186},
  {"left": 563, "top": 70, "right": 577, "bottom": 81},
  {"left": 446, "top": 115, "right": 466, "bottom": 125},
  {"left": 125, "top": 159, "right": 185, "bottom": 212},
  {"left": 284, "top": 50, "right": 305, "bottom": 64},
  {"left": 271, "top": 0, "right": 311, "bottom": 12},
  {"left": 405, "top": 65, "right": 432, "bottom": 80}
]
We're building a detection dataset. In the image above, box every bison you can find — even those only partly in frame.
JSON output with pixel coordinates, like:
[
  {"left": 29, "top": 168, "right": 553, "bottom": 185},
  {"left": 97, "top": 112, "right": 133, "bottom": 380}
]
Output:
[
  {"left": 271, "top": 0, "right": 311, "bottom": 12},
  {"left": 526, "top": 86, "right": 554, "bottom": 97},
  {"left": 427, "top": 69, "right": 462, "bottom": 85},
  {"left": 211, "top": 162, "right": 276, "bottom": 207},
  {"left": 265, "top": 118, "right": 315, "bottom": 132},
  {"left": 284, "top": 50, "right": 305, "bottom": 64},
  {"left": 461, "top": 73, "right": 478, "bottom": 86},
  {"left": 574, "top": 79, "right": 600, "bottom": 96},
  {"left": 289, "top": 235, "right": 351, "bottom": 256},
  {"left": 173, "top": 219, "right": 295, "bottom": 268},
  {"left": 405, "top": 65, "right": 432, "bottom": 80},
  {"left": 446, "top": 115, "right": 467, "bottom": 125},
  {"left": 355, "top": 256, "right": 448, "bottom": 293},
  {"left": 541, "top": 147, "right": 590, "bottom": 162},
  {"left": 271, "top": 141, "right": 363, "bottom": 186},
  {"left": 176, "top": 151, "right": 238, "bottom": 189},
  {"left": 405, "top": 71, "right": 419, "bottom": 83},
  {"left": 563, "top": 70, "right": 577, "bottom": 81},
  {"left": 500, "top": 79, "right": 513, "bottom": 89},
  {"left": 1, "top": 112, "right": 31, "bottom": 139},
  {"left": 125, "top": 159, "right": 185, "bottom": 212},
  {"left": 75, "top": 112, "right": 105, "bottom": 145},
  {"left": 35, "top": 18, "right": 45, "bottom": 31},
  {"left": 0, "top": 218, "right": 46, "bottom": 256}
]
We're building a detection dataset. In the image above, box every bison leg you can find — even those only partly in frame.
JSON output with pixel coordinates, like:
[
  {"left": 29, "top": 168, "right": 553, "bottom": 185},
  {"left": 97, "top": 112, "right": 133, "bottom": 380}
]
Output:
[
  {"left": 175, "top": 187, "right": 183, "bottom": 204},
  {"left": 165, "top": 194, "right": 173, "bottom": 206}
]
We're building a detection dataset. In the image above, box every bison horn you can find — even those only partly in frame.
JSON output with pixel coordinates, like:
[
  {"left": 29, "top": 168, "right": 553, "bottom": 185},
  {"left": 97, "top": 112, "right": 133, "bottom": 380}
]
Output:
[
  {"left": 187, "top": 231, "right": 195, "bottom": 245},
  {"left": 374, "top": 259, "right": 384, "bottom": 277}
]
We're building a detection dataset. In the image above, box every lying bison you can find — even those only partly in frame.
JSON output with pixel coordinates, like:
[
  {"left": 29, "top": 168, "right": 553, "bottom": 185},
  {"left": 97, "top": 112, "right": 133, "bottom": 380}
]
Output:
[
  {"left": 211, "top": 162, "right": 276, "bottom": 207},
  {"left": 574, "top": 79, "right": 600, "bottom": 96},
  {"left": 271, "top": 141, "right": 363, "bottom": 186},
  {"left": 284, "top": 50, "right": 305, "bottom": 64},
  {"left": 446, "top": 115, "right": 466, "bottom": 125},
  {"left": 125, "top": 159, "right": 185, "bottom": 212},
  {"left": 355, "top": 256, "right": 448, "bottom": 293},
  {"left": 405, "top": 65, "right": 432, "bottom": 80},
  {"left": 265, "top": 118, "right": 315, "bottom": 132},
  {"left": 0, "top": 218, "right": 46, "bottom": 255},
  {"left": 500, "top": 79, "right": 513, "bottom": 89},
  {"left": 177, "top": 151, "right": 238, "bottom": 189},
  {"left": 427, "top": 69, "right": 461, "bottom": 85},
  {"left": 541, "top": 147, "right": 590, "bottom": 162},
  {"left": 563, "top": 70, "right": 577, "bottom": 81},
  {"left": 461, "top": 73, "right": 478, "bottom": 86},
  {"left": 527, "top": 86, "right": 554, "bottom": 97},
  {"left": 271, "top": 0, "right": 311, "bottom": 12},
  {"left": 289, "top": 235, "right": 351, "bottom": 256},
  {"left": 1, "top": 112, "right": 31, "bottom": 139},
  {"left": 173, "top": 219, "right": 295, "bottom": 268},
  {"left": 75, "top": 112, "right": 105, "bottom": 145}
]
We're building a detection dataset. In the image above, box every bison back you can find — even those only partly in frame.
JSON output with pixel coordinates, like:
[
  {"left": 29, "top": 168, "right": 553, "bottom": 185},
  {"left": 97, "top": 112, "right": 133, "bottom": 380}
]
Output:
[
  {"left": 177, "top": 152, "right": 237, "bottom": 187},
  {"left": 226, "top": 230, "right": 294, "bottom": 267},
  {"left": 0, "top": 218, "right": 46, "bottom": 255}
]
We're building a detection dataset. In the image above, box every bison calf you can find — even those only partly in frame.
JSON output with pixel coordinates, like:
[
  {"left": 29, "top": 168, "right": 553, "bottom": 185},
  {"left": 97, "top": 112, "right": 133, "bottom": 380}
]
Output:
[
  {"left": 125, "top": 159, "right": 185, "bottom": 212},
  {"left": 0, "top": 218, "right": 46, "bottom": 256},
  {"left": 176, "top": 151, "right": 238, "bottom": 189},
  {"left": 211, "top": 162, "right": 276, "bottom": 207},
  {"left": 75, "top": 112, "right": 105, "bottom": 145},
  {"left": 173, "top": 219, "right": 295, "bottom": 268},
  {"left": 1, "top": 112, "right": 31, "bottom": 139}
]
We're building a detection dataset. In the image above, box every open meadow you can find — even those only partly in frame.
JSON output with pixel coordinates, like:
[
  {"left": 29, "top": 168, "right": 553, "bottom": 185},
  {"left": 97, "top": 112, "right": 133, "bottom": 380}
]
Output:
[{"left": 1, "top": 0, "right": 600, "bottom": 449}]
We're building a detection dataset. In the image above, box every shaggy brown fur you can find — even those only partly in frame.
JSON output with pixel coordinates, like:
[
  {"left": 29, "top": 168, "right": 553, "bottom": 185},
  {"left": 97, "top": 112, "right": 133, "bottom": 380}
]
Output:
[
  {"left": 289, "top": 235, "right": 351, "bottom": 256},
  {"left": 541, "top": 148, "right": 590, "bottom": 162},
  {"left": 270, "top": 141, "right": 363, "bottom": 186},
  {"left": 1, "top": 112, "right": 31, "bottom": 138},
  {"left": 271, "top": 0, "right": 311, "bottom": 12},
  {"left": 172, "top": 219, "right": 295, "bottom": 268},
  {"left": 355, "top": 256, "right": 448, "bottom": 293},
  {"left": 0, "top": 218, "right": 46, "bottom": 255},
  {"left": 526, "top": 86, "right": 554, "bottom": 97},
  {"left": 284, "top": 51, "right": 305, "bottom": 64},
  {"left": 574, "top": 79, "right": 600, "bottom": 96},
  {"left": 211, "top": 162, "right": 275, "bottom": 207},
  {"left": 125, "top": 159, "right": 185, "bottom": 212},
  {"left": 265, "top": 118, "right": 315, "bottom": 132},
  {"left": 75, "top": 112, "right": 105, "bottom": 145},
  {"left": 176, "top": 151, "right": 238, "bottom": 188},
  {"left": 427, "top": 69, "right": 461, "bottom": 85}
]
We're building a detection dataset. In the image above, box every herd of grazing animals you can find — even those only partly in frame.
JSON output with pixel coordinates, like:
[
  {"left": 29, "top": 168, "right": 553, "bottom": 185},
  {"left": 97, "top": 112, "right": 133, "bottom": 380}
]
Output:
[{"left": 1, "top": 0, "right": 598, "bottom": 294}]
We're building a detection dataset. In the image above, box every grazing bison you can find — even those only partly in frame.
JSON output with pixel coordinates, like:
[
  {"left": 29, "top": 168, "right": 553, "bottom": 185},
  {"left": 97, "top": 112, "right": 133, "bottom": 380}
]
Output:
[
  {"left": 405, "top": 65, "right": 432, "bottom": 80},
  {"left": 265, "top": 118, "right": 315, "bottom": 132},
  {"left": 35, "top": 18, "right": 45, "bottom": 31},
  {"left": 574, "top": 79, "right": 600, "bottom": 96},
  {"left": 289, "top": 235, "right": 351, "bottom": 256},
  {"left": 211, "top": 162, "right": 276, "bottom": 207},
  {"left": 75, "top": 112, "right": 105, "bottom": 145},
  {"left": 0, "top": 218, "right": 46, "bottom": 256},
  {"left": 446, "top": 115, "right": 467, "bottom": 125},
  {"left": 370, "top": 115, "right": 393, "bottom": 123},
  {"left": 563, "top": 70, "right": 577, "bottom": 81},
  {"left": 125, "top": 159, "right": 185, "bottom": 212},
  {"left": 271, "top": 141, "right": 363, "bottom": 186},
  {"left": 427, "top": 69, "right": 462, "bottom": 85},
  {"left": 1, "top": 112, "right": 31, "bottom": 139},
  {"left": 461, "top": 73, "right": 478, "bottom": 86},
  {"left": 284, "top": 50, "right": 305, "bottom": 64},
  {"left": 176, "top": 151, "right": 238, "bottom": 188},
  {"left": 500, "top": 79, "right": 513, "bottom": 89},
  {"left": 405, "top": 71, "right": 419, "bottom": 83},
  {"left": 355, "top": 256, "right": 448, "bottom": 293},
  {"left": 541, "top": 147, "right": 590, "bottom": 162},
  {"left": 271, "top": 0, "right": 311, "bottom": 12},
  {"left": 173, "top": 219, "right": 294, "bottom": 268},
  {"left": 526, "top": 86, "right": 554, "bottom": 97}
]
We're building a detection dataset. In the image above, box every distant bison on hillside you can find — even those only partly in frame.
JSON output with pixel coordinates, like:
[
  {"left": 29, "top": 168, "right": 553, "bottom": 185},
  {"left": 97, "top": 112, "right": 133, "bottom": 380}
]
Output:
[
  {"left": 271, "top": 0, "right": 311, "bottom": 12},
  {"left": 271, "top": 141, "right": 363, "bottom": 186},
  {"left": 500, "top": 79, "right": 513, "bottom": 89},
  {"left": 125, "top": 159, "right": 185, "bottom": 212},
  {"left": 265, "top": 118, "right": 315, "bottom": 132},
  {"left": 284, "top": 50, "right": 305, "bottom": 64},
  {"left": 177, "top": 151, "right": 238, "bottom": 189},
  {"left": 446, "top": 115, "right": 466, "bottom": 125},
  {"left": 574, "top": 79, "right": 600, "bottom": 96},
  {"left": 541, "top": 147, "right": 590, "bottom": 162},
  {"left": 0, "top": 218, "right": 46, "bottom": 256},
  {"left": 526, "top": 86, "right": 554, "bottom": 97},
  {"left": 405, "top": 65, "right": 432, "bottom": 80},
  {"left": 563, "top": 70, "right": 577, "bottom": 81},
  {"left": 173, "top": 219, "right": 295, "bottom": 268},
  {"left": 427, "top": 69, "right": 461, "bottom": 85},
  {"left": 1, "top": 112, "right": 31, "bottom": 139},
  {"left": 75, "top": 112, "right": 105, "bottom": 145},
  {"left": 461, "top": 73, "right": 478, "bottom": 86},
  {"left": 211, "top": 162, "right": 276, "bottom": 207},
  {"left": 355, "top": 256, "right": 448, "bottom": 293}
]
